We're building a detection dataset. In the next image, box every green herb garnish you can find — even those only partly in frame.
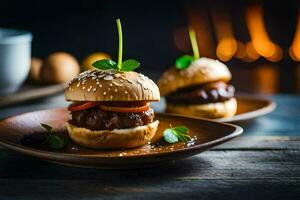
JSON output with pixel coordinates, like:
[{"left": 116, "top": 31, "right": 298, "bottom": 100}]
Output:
[
  {"left": 163, "top": 125, "right": 191, "bottom": 144},
  {"left": 92, "top": 59, "right": 118, "bottom": 70},
  {"left": 41, "top": 123, "right": 65, "bottom": 149},
  {"left": 92, "top": 19, "right": 140, "bottom": 72},
  {"left": 175, "top": 28, "right": 200, "bottom": 69}
]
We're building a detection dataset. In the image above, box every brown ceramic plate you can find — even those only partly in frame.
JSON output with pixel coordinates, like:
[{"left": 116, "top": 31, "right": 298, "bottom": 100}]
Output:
[
  {"left": 216, "top": 95, "right": 276, "bottom": 123},
  {"left": 0, "top": 108, "right": 242, "bottom": 169}
]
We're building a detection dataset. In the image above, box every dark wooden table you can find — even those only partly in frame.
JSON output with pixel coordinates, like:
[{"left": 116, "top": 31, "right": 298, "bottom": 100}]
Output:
[{"left": 0, "top": 94, "right": 299, "bottom": 199}]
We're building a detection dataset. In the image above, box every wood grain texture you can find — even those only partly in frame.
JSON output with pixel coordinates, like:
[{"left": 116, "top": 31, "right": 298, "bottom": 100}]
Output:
[
  {"left": 0, "top": 148, "right": 299, "bottom": 179},
  {"left": 216, "top": 136, "right": 300, "bottom": 150},
  {"left": 0, "top": 149, "right": 299, "bottom": 199}
]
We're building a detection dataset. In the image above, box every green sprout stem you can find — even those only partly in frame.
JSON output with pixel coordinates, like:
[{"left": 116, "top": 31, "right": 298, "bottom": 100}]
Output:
[
  {"left": 189, "top": 28, "right": 200, "bottom": 59},
  {"left": 116, "top": 18, "right": 123, "bottom": 69}
]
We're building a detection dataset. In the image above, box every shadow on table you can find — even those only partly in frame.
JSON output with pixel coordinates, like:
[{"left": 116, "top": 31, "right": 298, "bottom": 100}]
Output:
[{"left": 0, "top": 152, "right": 211, "bottom": 182}]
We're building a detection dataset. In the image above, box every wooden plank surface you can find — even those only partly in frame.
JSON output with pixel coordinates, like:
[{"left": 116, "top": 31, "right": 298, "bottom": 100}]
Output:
[
  {"left": 216, "top": 136, "right": 300, "bottom": 150},
  {"left": 0, "top": 147, "right": 299, "bottom": 199},
  {"left": 1, "top": 145, "right": 299, "bottom": 179}
]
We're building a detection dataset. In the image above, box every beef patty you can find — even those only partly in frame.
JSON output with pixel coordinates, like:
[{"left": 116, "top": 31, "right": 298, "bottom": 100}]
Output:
[
  {"left": 69, "top": 107, "right": 154, "bottom": 131},
  {"left": 166, "top": 81, "right": 235, "bottom": 105}
]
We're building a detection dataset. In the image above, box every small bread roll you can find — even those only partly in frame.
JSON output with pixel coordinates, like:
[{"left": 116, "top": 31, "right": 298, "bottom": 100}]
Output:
[
  {"left": 40, "top": 52, "right": 80, "bottom": 84},
  {"left": 28, "top": 57, "right": 43, "bottom": 82}
]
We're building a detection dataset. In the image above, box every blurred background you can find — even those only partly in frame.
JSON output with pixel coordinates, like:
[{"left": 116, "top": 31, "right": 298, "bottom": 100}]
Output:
[{"left": 1, "top": 0, "right": 300, "bottom": 94}]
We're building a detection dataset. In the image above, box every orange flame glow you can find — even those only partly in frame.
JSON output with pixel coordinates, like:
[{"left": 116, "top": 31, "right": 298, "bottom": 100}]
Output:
[
  {"left": 290, "top": 6, "right": 300, "bottom": 61},
  {"left": 216, "top": 39, "right": 238, "bottom": 61},
  {"left": 235, "top": 41, "right": 247, "bottom": 59},
  {"left": 246, "top": 5, "right": 282, "bottom": 61},
  {"left": 244, "top": 42, "right": 260, "bottom": 62},
  {"left": 211, "top": 11, "right": 238, "bottom": 61}
]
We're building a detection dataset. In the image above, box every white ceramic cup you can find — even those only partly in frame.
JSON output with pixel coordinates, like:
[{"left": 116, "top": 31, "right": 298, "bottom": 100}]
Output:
[{"left": 0, "top": 28, "right": 32, "bottom": 95}]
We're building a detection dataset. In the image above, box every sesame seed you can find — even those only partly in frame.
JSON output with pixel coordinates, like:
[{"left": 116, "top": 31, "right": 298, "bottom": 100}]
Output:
[
  {"left": 114, "top": 89, "right": 118, "bottom": 92},
  {"left": 103, "top": 92, "right": 107, "bottom": 95},
  {"left": 110, "top": 95, "right": 113, "bottom": 100},
  {"left": 82, "top": 86, "right": 86, "bottom": 90},
  {"left": 125, "top": 91, "right": 128, "bottom": 94},
  {"left": 93, "top": 88, "right": 97, "bottom": 92},
  {"left": 104, "top": 75, "right": 113, "bottom": 81},
  {"left": 109, "top": 83, "right": 113, "bottom": 87}
]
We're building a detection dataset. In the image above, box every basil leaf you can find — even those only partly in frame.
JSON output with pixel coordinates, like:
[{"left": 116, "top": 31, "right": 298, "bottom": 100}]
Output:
[
  {"left": 175, "top": 55, "right": 194, "bottom": 69},
  {"left": 41, "top": 123, "right": 52, "bottom": 132},
  {"left": 163, "top": 125, "right": 191, "bottom": 144},
  {"left": 173, "top": 131, "right": 187, "bottom": 142},
  {"left": 121, "top": 59, "right": 140, "bottom": 71},
  {"left": 48, "top": 135, "right": 65, "bottom": 149},
  {"left": 173, "top": 126, "right": 189, "bottom": 134},
  {"left": 92, "top": 59, "right": 118, "bottom": 70},
  {"left": 163, "top": 129, "right": 178, "bottom": 143}
]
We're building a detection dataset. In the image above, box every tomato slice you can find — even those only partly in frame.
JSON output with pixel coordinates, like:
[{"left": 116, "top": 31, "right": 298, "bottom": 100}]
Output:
[
  {"left": 68, "top": 101, "right": 150, "bottom": 113},
  {"left": 68, "top": 102, "right": 99, "bottom": 111},
  {"left": 99, "top": 104, "right": 150, "bottom": 113}
]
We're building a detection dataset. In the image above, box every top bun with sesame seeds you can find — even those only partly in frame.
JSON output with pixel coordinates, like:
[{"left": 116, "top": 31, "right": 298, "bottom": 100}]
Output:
[
  {"left": 65, "top": 69, "right": 160, "bottom": 102},
  {"left": 158, "top": 57, "right": 232, "bottom": 96}
]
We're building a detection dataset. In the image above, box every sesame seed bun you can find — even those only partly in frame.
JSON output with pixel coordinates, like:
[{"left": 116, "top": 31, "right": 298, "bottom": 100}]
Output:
[
  {"left": 67, "top": 120, "right": 159, "bottom": 149},
  {"left": 158, "top": 57, "right": 232, "bottom": 96},
  {"left": 166, "top": 98, "right": 237, "bottom": 119},
  {"left": 65, "top": 70, "right": 160, "bottom": 102}
]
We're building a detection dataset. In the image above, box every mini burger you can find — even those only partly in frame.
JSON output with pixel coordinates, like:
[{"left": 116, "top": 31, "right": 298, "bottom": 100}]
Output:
[
  {"left": 65, "top": 70, "right": 160, "bottom": 149},
  {"left": 158, "top": 57, "right": 237, "bottom": 119},
  {"left": 65, "top": 19, "right": 160, "bottom": 149}
]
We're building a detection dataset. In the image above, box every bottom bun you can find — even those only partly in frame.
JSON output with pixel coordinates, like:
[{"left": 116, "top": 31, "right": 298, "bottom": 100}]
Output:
[
  {"left": 166, "top": 98, "right": 237, "bottom": 119},
  {"left": 67, "top": 120, "right": 159, "bottom": 149}
]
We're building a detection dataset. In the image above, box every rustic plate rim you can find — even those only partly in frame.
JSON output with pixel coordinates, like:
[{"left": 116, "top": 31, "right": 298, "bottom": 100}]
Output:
[{"left": 217, "top": 95, "right": 276, "bottom": 123}]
